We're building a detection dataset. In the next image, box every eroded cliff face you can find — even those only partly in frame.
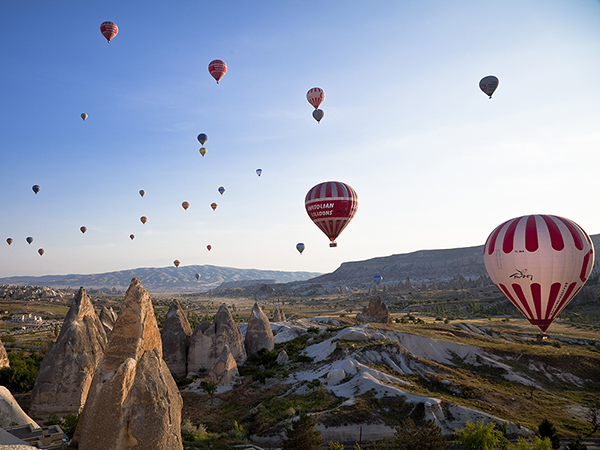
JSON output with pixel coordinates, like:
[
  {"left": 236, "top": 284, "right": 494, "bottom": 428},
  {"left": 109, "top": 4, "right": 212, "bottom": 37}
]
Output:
[
  {"left": 29, "top": 287, "right": 107, "bottom": 422},
  {"left": 75, "top": 278, "right": 183, "bottom": 450}
]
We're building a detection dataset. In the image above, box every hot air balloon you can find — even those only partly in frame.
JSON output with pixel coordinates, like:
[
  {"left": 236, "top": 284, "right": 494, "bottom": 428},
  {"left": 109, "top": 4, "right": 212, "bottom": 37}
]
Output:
[
  {"left": 130, "top": 234, "right": 135, "bottom": 240},
  {"left": 373, "top": 275, "right": 383, "bottom": 285},
  {"left": 208, "top": 59, "right": 227, "bottom": 83},
  {"left": 182, "top": 201, "right": 190, "bottom": 210},
  {"left": 197, "top": 134, "right": 208, "bottom": 145},
  {"left": 483, "top": 214, "right": 594, "bottom": 335},
  {"left": 256, "top": 169, "right": 263, "bottom": 177},
  {"left": 218, "top": 186, "right": 225, "bottom": 195},
  {"left": 174, "top": 260, "right": 180, "bottom": 267},
  {"left": 139, "top": 190, "right": 145, "bottom": 197},
  {"left": 313, "top": 109, "right": 324, "bottom": 123},
  {"left": 199, "top": 147, "right": 207, "bottom": 157},
  {"left": 296, "top": 243, "right": 305, "bottom": 254},
  {"left": 26, "top": 237, "right": 33, "bottom": 245},
  {"left": 32, "top": 185, "right": 40, "bottom": 194},
  {"left": 207, "top": 245, "right": 212, "bottom": 251},
  {"left": 307, "top": 87, "right": 325, "bottom": 109},
  {"left": 210, "top": 203, "right": 217, "bottom": 211},
  {"left": 81, "top": 113, "right": 88, "bottom": 121},
  {"left": 6, "top": 238, "right": 13, "bottom": 245},
  {"left": 38, "top": 248, "right": 45, "bottom": 256},
  {"left": 305, "top": 181, "right": 358, "bottom": 247},
  {"left": 195, "top": 273, "right": 201, "bottom": 280},
  {"left": 479, "top": 75, "right": 499, "bottom": 99},
  {"left": 140, "top": 216, "right": 147, "bottom": 224},
  {"left": 100, "top": 21, "right": 118, "bottom": 43},
  {"left": 80, "top": 226, "right": 87, "bottom": 234}
]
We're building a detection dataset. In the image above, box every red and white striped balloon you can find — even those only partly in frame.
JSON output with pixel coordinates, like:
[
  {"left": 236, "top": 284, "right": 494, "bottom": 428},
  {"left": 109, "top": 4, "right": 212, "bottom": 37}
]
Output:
[
  {"left": 306, "top": 87, "right": 325, "bottom": 109},
  {"left": 208, "top": 59, "right": 227, "bottom": 83},
  {"left": 100, "top": 21, "right": 119, "bottom": 43},
  {"left": 483, "top": 214, "right": 594, "bottom": 333},
  {"left": 305, "top": 181, "right": 358, "bottom": 247}
]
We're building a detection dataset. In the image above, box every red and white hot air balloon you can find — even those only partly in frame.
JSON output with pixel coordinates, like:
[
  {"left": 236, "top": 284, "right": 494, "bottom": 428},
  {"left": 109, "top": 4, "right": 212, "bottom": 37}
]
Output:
[
  {"left": 483, "top": 214, "right": 594, "bottom": 335},
  {"left": 208, "top": 59, "right": 227, "bottom": 84},
  {"left": 100, "top": 21, "right": 119, "bottom": 43},
  {"left": 305, "top": 181, "right": 358, "bottom": 247},
  {"left": 307, "top": 87, "right": 325, "bottom": 109}
]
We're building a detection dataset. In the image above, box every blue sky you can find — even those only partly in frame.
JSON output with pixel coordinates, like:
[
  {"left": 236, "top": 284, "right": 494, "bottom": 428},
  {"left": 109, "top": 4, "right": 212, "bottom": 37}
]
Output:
[{"left": 1, "top": 1, "right": 600, "bottom": 277}]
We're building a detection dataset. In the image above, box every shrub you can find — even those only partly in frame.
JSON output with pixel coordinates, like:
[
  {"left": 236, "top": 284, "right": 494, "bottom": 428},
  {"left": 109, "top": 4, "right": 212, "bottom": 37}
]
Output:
[
  {"left": 538, "top": 419, "right": 560, "bottom": 450},
  {"left": 454, "top": 420, "right": 509, "bottom": 450},
  {"left": 282, "top": 413, "right": 324, "bottom": 450},
  {"left": 393, "top": 418, "right": 448, "bottom": 450}
]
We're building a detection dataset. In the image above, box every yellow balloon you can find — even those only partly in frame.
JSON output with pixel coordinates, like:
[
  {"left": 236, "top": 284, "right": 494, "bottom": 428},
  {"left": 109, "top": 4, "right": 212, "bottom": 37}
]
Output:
[{"left": 199, "top": 147, "right": 207, "bottom": 157}]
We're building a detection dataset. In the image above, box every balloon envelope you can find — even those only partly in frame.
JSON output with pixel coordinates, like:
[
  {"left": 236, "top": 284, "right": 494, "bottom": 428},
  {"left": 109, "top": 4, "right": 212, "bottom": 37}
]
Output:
[
  {"left": 210, "top": 203, "right": 217, "bottom": 211},
  {"left": 256, "top": 169, "right": 263, "bottom": 177},
  {"left": 207, "top": 245, "right": 212, "bottom": 251},
  {"left": 479, "top": 75, "right": 499, "bottom": 98},
  {"left": 307, "top": 87, "right": 325, "bottom": 109},
  {"left": 182, "top": 201, "right": 190, "bottom": 210},
  {"left": 296, "top": 243, "right": 305, "bottom": 254},
  {"left": 32, "top": 185, "right": 40, "bottom": 194},
  {"left": 483, "top": 214, "right": 594, "bottom": 333},
  {"left": 197, "top": 134, "right": 208, "bottom": 145},
  {"left": 139, "top": 190, "right": 145, "bottom": 197},
  {"left": 173, "top": 260, "right": 180, "bottom": 267},
  {"left": 199, "top": 147, "right": 207, "bottom": 157},
  {"left": 305, "top": 181, "right": 358, "bottom": 247},
  {"left": 80, "top": 226, "right": 87, "bottom": 234},
  {"left": 6, "top": 238, "right": 12, "bottom": 245},
  {"left": 81, "top": 113, "right": 88, "bottom": 121},
  {"left": 38, "top": 248, "right": 44, "bottom": 256},
  {"left": 130, "top": 234, "right": 135, "bottom": 240},
  {"left": 313, "top": 109, "right": 324, "bottom": 123},
  {"left": 100, "top": 21, "right": 118, "bottom": 42},
  {"left": 373, "top": 275, "right": 383, "bottom": 285},
  {"left": 218, "top": 186, "right": 225, "bottom": 195},
  {"left": 140, "top": 216, "right": 147, "bottom": 224},
  {"left": 26, "top": 237, "right": 33, "bottom": 244},
  {"left": 208, "top": 59, "right": 227, "bottom": 83},
  {"left": 195, "top": 273, "right": 200, "bottom": 280}
]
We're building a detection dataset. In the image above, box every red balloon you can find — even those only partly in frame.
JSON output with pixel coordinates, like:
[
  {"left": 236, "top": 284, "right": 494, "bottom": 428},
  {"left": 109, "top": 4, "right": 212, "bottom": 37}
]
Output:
[
  {"left": 100, "top": 21, "right": 118, "bottom": 42},
  {"left": 38, "top": 248, "right": 45, "bottom": 256},
  {"left": 129, "top": 234, "right": 135, "bottom": 240},
  {"left": 305, "top": 181, "right": 358, "bottom": 247},
  {"left": 208, "top": 59, "right": 227, "bottom": 84},
  {"left": 207, "top": 245, "right": 212, "bottom": 251},
  {"left": 6, "top": 238, "right": 12, "bottom": 245},
  {"left": 173, "top": 260, "right": 180, "bottom": 267},
  {"left": 80, "top": 226, "right": 87, "bottom": 234}
]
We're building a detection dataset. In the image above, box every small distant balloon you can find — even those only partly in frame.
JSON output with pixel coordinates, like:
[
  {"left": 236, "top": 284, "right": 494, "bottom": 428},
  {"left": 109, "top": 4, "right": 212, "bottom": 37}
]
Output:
[
  {"left": 100, "top": 21, "right": 119, "bottom": 43},
  {"left": 32, "top": 185, "right": 40, "bottom": 194},
  {"left": 6, "top": 238, "right": 13, "bottom": 245},
  {"left": 218, "top": 186, "right": 225, "bottom": 195},
  {"left": 173, "top": 260, "right": 180, "bottom": 267},
  {"left": 307, "top": 87, "right": 325, "bottom": 109},
  {"left": 140, "top": 216, "right": 147, "bottom": 224},
  {"left": 208, "top": 59, "right": 227, "bottom": 84},
  {"left": 195, "top": 273, "right": 201, "bottom": 280},
  {"left": 210, "top": 203, "right": 217, "bottom": 211},
  {"left": 182, "top": 201, "right": 190, "bottom": 210},
  {"left": 312, "top": 109, "right": 324, "bottom": 123},
  {"left": 207, "top": 245, "right": 212, "bottom": 251},
  {"left": 197, "top": 133, "right": 208, "bottom": 145},
  {"left": 256, "top": 169, "right": 263, "bottom": 177},
  {"left": 80, "top": 226, "right": 87, "bottom": 234},
  {"left": 81, "top": 113, "right": 88, "bottom": 121},
  {"left": 199, "top": 147, "right": 207, "bottom": 157},
  {"left": 479, "top": 75, "right": 499, "bottom": 99},
  {"left": 296, "top": 243, "right": 305, "bottom": 254},
  {"left": 38, "top": 248, "right": 45, "bottom": 256},
  {"left": 373, "top": 275, "right": 383, "bottom": 285},
  {"left": 139, "top": 190, "right": 145, "bottom": 197},
  {"left": 129, "top": 234, "right": 135, "bottom": 240},
  {"left": 26, "top": 237, "right": 33, "bottom": 245}
]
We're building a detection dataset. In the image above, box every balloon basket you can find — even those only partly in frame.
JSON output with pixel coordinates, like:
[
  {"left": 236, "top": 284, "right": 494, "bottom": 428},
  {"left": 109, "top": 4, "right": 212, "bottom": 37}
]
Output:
[
  {"left": 536, "top": 333, "right": 548, "bottom": 341},
  {"left": 329, "top": 242, "right": 337, "bottom": 248}
]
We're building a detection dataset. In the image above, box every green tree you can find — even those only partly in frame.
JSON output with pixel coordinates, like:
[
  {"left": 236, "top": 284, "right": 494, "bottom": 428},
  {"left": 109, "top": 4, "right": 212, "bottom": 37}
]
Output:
[
  {"left": 393, "top": 418, "right": 448, "bottom": 450},
  {"left": 455, "top": 420, "right": 510, "bottom": 450},
  {"left": 199, "top": 379, "right": 217, "bottom": 397},
  {"left": 538, "top": 419, "right": 560, "bottom": 450},
  {"left": 514, "top": 436, "right": 552, "bottom": 450},
  {"left": 564, "top": 435, "right": 587, "bottom": 450},
  {"left": 282, "top": 413, "right": 324, "bottom": 450}
]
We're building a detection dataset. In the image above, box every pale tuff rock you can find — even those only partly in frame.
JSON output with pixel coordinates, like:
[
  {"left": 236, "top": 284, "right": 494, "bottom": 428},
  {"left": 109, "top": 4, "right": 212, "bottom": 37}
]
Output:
[
  {"left": 99, "top": 306, "right": 117, "bottom": 335},
  {"left": 276, "top": 350, "right": 289, "bottom": 365},
  {"left": 327, "top": 368, "right": 346, "bottom": 386},
  {"left": 0, "top": 336, "right": 9, "bottom": 370},
  {"left": 75, "top": 278, "right": 183, "bottom": 450},
  {"left": 356, "top": 297, "right": 392, "bottom": 324},
  {"left": 161, "top": 299, "right": 192, "bottom": 378},
  {"left": 29, "top": 287, "right": 107, "bottom": 422},
  {"left": 188, "top": 303, "right": 246, "bottom": 373},
  {"left": 208, "top": 345, "right": 239, "bottom": 387},
  {"left": 245, "top": 303, "right": 274, "bottom": 356},
  {"left": 0, "top": 386, "right": 37, "bottom": 428},
  {"left": 272, "top": 308, "right": 286, "bottom": 322}
]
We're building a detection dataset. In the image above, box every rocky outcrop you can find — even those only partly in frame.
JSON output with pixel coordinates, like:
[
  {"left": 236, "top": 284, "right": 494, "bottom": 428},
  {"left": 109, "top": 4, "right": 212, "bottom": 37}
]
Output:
[
  {"left": 208, "top": 345, "right": 238, "bottom": 387},
  {"left": 29, "top": 287, "right": 107, "bottom": 422},
  {"left": 356, "top": 297, "right": 392, "bottom": 324},
  {"left": 0, "top": 386, "right": 37, "bottom": 428},
  {"left": 0, "top": 337, "right": 9, "bottom": 370},
  {"left": 75, "top": 278, "right": 182, "bottom": 450},
  {"left": 99, "top": 306, "right": 117, "bottom": 335},
  {"left": 276, "top": 350, "right": 289, "bottom": 365},
  {"left": 188, "top": 303, "right": 246, "bottom": 373},
  {"left": 272, "top": 308, "right": 286, "bottom": 322},
  {"left": 245, "top": 303, "right": 274, "bottom": 355},
  {"left": 161, "top": 300, "right": 192, "bottom": 378}
]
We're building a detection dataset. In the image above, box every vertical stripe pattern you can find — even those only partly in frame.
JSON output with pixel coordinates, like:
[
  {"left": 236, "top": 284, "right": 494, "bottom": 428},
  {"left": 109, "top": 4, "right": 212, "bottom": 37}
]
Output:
[{"left": 305, "top": 181, "right": 358, "bottom": 243}]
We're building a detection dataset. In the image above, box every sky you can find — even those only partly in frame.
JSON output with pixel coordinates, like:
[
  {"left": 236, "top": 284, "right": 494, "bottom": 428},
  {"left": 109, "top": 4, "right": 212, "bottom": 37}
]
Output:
[{"left": 1, "top": 0, "right": 600, "bottom": 278}]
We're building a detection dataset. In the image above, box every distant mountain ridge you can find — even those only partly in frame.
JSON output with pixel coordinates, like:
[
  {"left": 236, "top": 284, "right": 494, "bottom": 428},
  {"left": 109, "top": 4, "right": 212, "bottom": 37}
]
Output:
[{"left": 0, "top": 265, "right": 322, "bottom": 293}]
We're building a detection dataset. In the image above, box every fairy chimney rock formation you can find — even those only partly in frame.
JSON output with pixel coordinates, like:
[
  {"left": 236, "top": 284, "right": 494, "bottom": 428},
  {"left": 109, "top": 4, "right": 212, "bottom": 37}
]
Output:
[
  {"left": 75, "top": 278, "right": 183, "bottom": 450},
  {"left": 29, "top": 287, "right": 107, "bottom": 422},
  {"left": 99, "top": 306, "right": 117, "bottom": 335},
  {"left": 0, "top": 337, "right": 9, "bottom": 370},
  {"left": 245, "top": 303, "right": 274, "bottom": 355},
  {"left": 356, "top": 297, "right": 393, "bottom": 324},
  {"left": 208, "top": 345, "right": 239, "bottom": 387},
  {"left": 161, "top": 299, "right": 193, "bottom": 378},
  {"left": 188, "top": 303, "right": 246, "bottom": 374},
  {"left": 272, "top": 308, "right": 286, "bottom": 322}
]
